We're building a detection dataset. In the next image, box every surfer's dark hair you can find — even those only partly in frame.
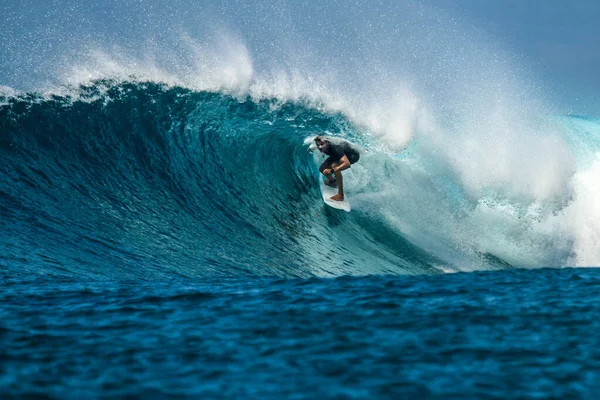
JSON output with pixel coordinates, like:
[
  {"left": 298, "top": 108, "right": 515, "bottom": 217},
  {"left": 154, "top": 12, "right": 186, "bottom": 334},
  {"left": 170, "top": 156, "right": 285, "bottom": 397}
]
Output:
[{"left": 314, "top": 136, "right": 327, "bottom": 143}]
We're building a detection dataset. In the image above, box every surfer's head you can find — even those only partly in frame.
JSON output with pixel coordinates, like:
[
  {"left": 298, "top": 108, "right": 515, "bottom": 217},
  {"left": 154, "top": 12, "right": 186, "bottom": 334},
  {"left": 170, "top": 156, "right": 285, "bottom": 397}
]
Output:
[{"left": 314, "top": 136, "right": 330, "bottom": 153}]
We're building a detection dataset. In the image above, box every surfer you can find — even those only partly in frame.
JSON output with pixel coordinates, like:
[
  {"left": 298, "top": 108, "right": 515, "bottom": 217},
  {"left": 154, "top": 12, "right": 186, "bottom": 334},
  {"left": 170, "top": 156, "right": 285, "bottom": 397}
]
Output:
[{"left": 314, "top": 136, "right": 360, "bottom": 201}]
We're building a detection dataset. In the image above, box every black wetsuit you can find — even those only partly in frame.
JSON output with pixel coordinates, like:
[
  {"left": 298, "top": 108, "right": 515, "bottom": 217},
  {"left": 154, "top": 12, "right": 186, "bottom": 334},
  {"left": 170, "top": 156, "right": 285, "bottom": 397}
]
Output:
[{"left": 324, "top": 141, "right": 360, "bottom": 164}]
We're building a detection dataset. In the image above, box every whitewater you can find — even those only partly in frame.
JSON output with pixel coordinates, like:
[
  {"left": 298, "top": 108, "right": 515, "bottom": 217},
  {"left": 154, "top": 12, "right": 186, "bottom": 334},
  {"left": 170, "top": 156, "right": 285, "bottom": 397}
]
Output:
[{"left": 2, "top": 0, "right": 600, "bottom": 398}]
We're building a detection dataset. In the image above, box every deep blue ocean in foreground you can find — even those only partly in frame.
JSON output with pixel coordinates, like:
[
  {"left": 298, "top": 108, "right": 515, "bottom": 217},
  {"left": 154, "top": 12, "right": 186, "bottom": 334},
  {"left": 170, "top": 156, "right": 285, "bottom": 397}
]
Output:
[
  {"left": 4, "top": 0, "right": 600, "bottom": 398},
  {"left": 3, "top": 268, "right": 600, "bottom": 399}
]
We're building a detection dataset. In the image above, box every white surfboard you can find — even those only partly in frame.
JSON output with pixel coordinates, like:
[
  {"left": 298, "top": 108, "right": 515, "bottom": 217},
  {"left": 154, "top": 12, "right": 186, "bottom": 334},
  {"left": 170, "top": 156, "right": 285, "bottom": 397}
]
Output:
[{"left": 320, "top": 180, "right": 351, "bottom": 212}]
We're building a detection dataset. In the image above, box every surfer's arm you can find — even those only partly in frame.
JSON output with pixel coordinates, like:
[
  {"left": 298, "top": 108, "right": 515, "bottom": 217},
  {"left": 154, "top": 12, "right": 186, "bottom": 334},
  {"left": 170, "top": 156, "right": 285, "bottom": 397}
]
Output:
[{"left": 332, "top": 155, "right": 351, "bottom": 173}]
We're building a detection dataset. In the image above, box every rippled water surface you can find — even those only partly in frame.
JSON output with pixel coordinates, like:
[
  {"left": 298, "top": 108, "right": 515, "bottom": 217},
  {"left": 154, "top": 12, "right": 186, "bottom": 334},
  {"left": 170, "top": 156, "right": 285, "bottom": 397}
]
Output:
[{"left": 2, "top": 268, "right": 600, "bottom": 399}]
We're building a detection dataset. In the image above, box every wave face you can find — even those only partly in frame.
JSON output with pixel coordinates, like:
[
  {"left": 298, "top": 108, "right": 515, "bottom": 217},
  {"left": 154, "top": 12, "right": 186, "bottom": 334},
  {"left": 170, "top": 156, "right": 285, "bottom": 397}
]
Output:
[{"left": 0, "top": 82, "right": 444, "bottom": 278}]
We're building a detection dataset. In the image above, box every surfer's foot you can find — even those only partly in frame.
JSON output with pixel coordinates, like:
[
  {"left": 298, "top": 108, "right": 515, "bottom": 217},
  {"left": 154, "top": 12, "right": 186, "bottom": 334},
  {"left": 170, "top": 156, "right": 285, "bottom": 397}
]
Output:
[
  {"left": 330, "top": 193, "right": 344, "bottom": 202},
  {"left": 324, "top": 178, "right": 337, "bottom": 187}
]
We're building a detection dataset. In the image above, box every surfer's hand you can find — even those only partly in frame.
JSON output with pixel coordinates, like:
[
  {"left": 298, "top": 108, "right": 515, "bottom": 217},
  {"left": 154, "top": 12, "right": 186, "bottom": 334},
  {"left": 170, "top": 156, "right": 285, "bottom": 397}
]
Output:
[{"left": 324, "top": 168, "right": 333, "bottom": 175}]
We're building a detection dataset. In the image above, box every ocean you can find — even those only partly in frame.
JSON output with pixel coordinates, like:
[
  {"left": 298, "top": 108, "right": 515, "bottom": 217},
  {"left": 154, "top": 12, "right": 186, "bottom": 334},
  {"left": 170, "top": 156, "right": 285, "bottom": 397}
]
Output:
[{"left": 2, "top": 0, "right": 600, "bottom": 398}]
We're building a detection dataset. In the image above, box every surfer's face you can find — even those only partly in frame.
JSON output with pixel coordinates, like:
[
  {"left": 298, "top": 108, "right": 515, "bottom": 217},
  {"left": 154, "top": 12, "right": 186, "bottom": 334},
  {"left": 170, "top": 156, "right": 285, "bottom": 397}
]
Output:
[{"left": 315, "top": 139, "right": 329, "bottom": 152}]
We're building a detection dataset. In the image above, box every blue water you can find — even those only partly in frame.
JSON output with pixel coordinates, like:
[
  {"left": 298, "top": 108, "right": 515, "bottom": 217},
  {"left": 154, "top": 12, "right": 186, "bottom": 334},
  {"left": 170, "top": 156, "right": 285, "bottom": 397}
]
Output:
[
  {"left": 0, "top": 82, "right": 442, "bottom": 278},
  {"left": 3, "top": 268, "right": 600, "bottom": 398},
  {"left": 2, "top": 80, "right": 600, "bottom": 399},
  {"left": 3, "top": 0, "right": 600, "bottom": 398}
]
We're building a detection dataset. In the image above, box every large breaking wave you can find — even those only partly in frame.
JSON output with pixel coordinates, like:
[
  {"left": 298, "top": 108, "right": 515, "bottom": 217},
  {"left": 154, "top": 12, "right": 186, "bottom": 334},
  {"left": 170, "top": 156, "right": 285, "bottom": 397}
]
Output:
[{"left": 2, "top": 1, "right": 600, "bottom": 278}]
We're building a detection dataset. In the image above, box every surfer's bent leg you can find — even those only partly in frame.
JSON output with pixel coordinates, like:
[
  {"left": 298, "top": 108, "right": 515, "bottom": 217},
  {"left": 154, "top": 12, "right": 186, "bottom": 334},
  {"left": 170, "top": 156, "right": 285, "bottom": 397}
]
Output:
[
  {"left": 330, "top": 154, "right": 354, "bottom": 201},
  {"left": 320, "top": 154, "right": 354, "bottom": 200},
  {"left": 329, "top": 161, "right": 346, "bottom": 201},
  {"left": 319, "top": 158, "right": 336, "bottom": 182}
]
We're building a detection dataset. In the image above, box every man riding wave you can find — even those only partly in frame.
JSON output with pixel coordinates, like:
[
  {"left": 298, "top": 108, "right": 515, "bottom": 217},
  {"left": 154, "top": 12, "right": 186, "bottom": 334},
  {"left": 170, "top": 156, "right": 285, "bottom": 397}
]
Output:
[{"left": 313, "top": 136, "right": 360, "bottom": 202}]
